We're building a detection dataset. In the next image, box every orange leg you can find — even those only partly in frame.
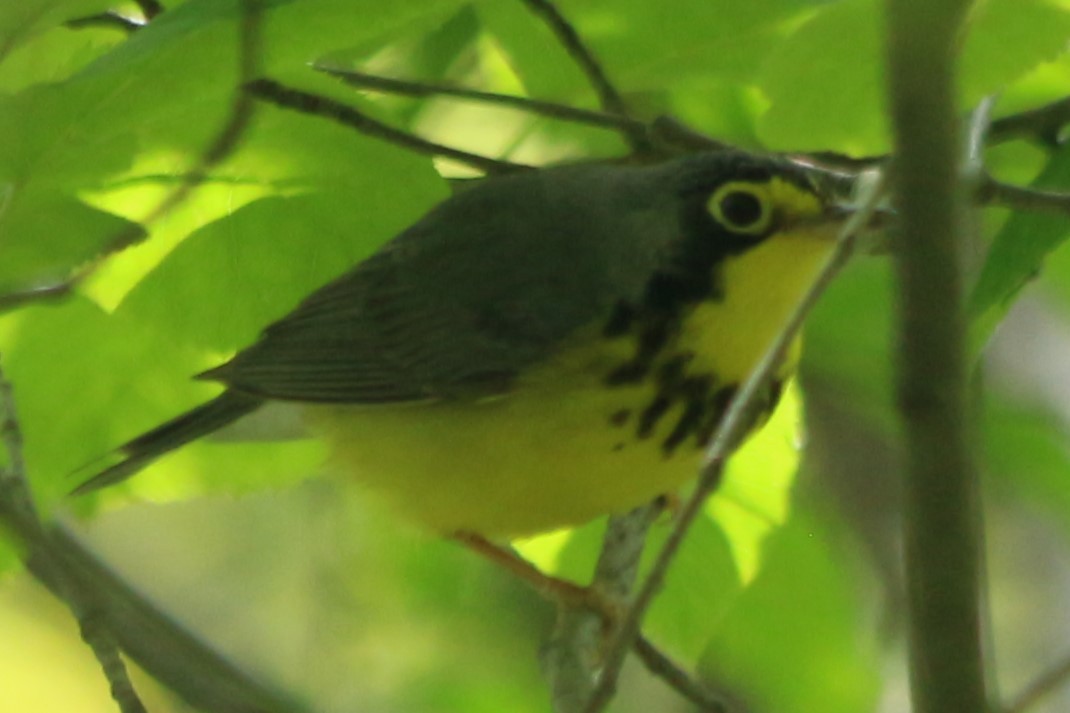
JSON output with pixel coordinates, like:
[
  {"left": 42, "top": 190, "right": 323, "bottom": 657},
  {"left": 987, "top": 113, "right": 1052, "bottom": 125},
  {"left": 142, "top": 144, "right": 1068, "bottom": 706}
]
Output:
[{"left": 453, "top": 531, "right": 617, "bottom": 616}]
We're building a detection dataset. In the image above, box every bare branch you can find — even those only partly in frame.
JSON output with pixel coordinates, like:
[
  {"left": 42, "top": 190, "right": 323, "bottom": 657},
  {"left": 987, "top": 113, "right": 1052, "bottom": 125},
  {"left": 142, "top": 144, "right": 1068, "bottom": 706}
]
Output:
[
  {"left": 315, "top": 66, "right": 650, "bottom": 137},
  {"left": 633, "top": 636, "right": 729, "bottom": 712},
  {"left": 24, "top": 522, "right": 307, "bottom": 713},
  {"left": 246, "top": 78, "right": 530, "bottom": 174},
  {"left": 0, "top": 362, "right": 146, "bottom": 713},
  {"left": 65, "top": 12, "right": 143, "bottom": 33},
  {"left": 886, "top": 1, "right": 988, "bottom": 712},
  {"left": 134, "top": 0, "right": 164, "bottom": 21},
  {"left": 543, "top": 503, "right": 659, "bottom": 712},
  {"left": 990, "top": 96, "right": 1070, "bottom": 148},
  {"left": 978, "top": 177, "right": 1070, "bottom": 217},
  {"left": 517, "top": 0, "right": 652, "bottom": 154}
]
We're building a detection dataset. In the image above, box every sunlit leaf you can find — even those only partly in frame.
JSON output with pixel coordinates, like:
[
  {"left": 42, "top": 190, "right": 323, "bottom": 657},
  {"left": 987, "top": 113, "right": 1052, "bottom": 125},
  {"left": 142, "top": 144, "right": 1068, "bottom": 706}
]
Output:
[
  {"left": 756, "top": 0, "right": 886, "bottom": 154},
  {"left": 961, "top": 0, "right": 1070, "bottom": 104},
  {"left": 0, "top": 25, "right": 121, "bottom": 93},
  {"left": 0, "top": 0, "right": 115, "bottom": 56},
  {"left": 969, "top": 146, "right": 1070, "bottom": 354},
  {"left": 0, "top": 190, "right": 144, "bottom": 296},
  {"left": 699, "top": 507, "right": 882, "bottom": 713},
  {"left": 709, "top": 382, "right": 802, "bottom": 583},
  {"left": 0, "top": 298, "right": 212, "bottom": 507}
]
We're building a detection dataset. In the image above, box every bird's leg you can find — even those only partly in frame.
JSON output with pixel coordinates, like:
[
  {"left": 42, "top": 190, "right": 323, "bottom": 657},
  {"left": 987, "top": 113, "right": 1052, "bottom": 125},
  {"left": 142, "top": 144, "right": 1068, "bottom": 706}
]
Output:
[{"left": 452, "top": 531, "right": 622, "bottom": 619}]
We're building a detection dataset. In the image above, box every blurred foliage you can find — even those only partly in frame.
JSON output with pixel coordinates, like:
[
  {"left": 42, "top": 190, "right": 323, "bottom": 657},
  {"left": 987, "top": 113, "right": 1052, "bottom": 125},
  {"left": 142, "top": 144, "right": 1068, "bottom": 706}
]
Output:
[{"left": 1, "top": 0, "right": 1070, "bottom": 712}]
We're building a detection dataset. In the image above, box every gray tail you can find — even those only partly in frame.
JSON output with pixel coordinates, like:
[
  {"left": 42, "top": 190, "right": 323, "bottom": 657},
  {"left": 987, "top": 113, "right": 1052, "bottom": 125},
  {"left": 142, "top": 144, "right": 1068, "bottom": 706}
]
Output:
[{"left": 72, "top": 391, "right": 263, "bottom": 495}]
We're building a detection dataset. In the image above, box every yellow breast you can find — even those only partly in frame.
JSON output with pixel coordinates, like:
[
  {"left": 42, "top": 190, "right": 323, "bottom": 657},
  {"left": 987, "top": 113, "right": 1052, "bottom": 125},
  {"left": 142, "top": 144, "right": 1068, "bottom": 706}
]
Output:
[{"left": 304, "top": 228, "right": 836, "bottom": 538}]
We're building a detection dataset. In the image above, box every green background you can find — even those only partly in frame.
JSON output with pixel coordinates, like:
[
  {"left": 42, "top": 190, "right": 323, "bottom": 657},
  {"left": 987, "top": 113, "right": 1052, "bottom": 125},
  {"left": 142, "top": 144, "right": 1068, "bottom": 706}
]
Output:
[{"left": 2, "top": 0, "right": 1070, "bottom": 711}]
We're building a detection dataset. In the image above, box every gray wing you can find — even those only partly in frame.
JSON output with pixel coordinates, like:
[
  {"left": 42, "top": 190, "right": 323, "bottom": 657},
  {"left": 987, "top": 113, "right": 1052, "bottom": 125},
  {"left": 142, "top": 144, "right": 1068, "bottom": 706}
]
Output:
[{"left": 201, "top": 163, "right": 680, "bottom": 404}]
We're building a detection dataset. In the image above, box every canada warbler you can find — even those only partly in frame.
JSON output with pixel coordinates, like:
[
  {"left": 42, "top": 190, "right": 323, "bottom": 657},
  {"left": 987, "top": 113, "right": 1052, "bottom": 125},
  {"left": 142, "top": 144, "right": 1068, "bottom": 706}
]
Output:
[{"left": 77, "top": 151, "right": 849, "bottom": 537}]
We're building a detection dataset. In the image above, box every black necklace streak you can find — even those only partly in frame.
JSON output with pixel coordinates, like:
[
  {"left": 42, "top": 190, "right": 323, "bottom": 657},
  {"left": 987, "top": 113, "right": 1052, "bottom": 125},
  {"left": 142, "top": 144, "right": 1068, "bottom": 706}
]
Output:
[{"left": 600, "top": 179, "right": 782, "bottom": 457}]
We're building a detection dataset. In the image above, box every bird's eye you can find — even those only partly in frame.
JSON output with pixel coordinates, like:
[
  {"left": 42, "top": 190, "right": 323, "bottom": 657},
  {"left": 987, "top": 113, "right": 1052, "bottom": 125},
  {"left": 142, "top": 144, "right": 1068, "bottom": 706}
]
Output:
[{"left": 708, "top": 182, "right": 774, "bottom": 236}]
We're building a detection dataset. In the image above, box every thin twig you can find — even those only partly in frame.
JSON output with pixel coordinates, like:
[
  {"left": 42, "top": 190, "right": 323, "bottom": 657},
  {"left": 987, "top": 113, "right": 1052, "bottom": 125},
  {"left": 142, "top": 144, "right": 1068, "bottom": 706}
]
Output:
[
  {"left": 517, "top": 0, "right": 651, "bottom": 154},
  {"left": 589, "top": 503, "right": 730, "bottom": 707},
  {"left": 633, "top": 635, "right": 728, "bottom": 712},
  {"left": 2, "top": 5, "right": 305, "bottom": 710},
  {"left": 246, "top": 78, "right": 530, "bottom": 175},
  {"left": 315, "top": 66, "right": 650, "bottom": 137},
  {"left": 989, "top": 96, "right": 1070, "bottom": 148},
  {"left": 968, "top": 98, "right": 997, "bottom": 171},
  {"left": 978, "top": 177, "right": 1070, "bottom": 217},
  {"left": 4, "top": 361, "right": 298, "bottom": 710},
  {"left": 24, "top": 523, "right": 306, "bottom": 713},
  {"left": 971, "top": 98, "right": 1070, "bottom": 219},
  {"left": 133, "top": 0, "right": 164, "bottom": 20},
  {"left": 154, "top": 1, "right": 262, "bottom": 216},
  {"left": 886, "top": 1, "right": 988, "bottom": 712},
  {"left": 584, "top": 173, "right": 888, "bottom": 713},
  {"left": 544, "top": 503, "right": 660, "bottom": 712},
  {"left": 648, "top": 116, "right": 732, "bottom": 154},
  {"left": 0, "top": 362, "right": 146, "bottom": 713},
  {"left": 876, "top": 91, "right": 1070, "bottom": 233},
  {"left": 78, "top": 612, "right": 147, "bottom": 713},
  {"left": 65, "top": 12, "right": 144, "bottom": 33},
  {"left": 799, "top": 93, "right": 1070, "bottom": 172},
  {"left": 592, "top": 502, "right": 662, "bottom": 601},
  {"left": 1005, "top": 652, "right": 1070, "bottom": 713},
  {"left": 4, "top": 0, "right": 263, "bottom": 311}
]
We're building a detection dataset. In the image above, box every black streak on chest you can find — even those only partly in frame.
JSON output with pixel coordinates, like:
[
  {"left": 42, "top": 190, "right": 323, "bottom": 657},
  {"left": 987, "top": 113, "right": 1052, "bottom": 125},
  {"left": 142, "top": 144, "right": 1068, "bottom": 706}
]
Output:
[
  {"left": 600, "top": 288, "right": 787, "bottom": 457},
  {"left": 598, "top": 179, "right": 783, "bottom": 456}
]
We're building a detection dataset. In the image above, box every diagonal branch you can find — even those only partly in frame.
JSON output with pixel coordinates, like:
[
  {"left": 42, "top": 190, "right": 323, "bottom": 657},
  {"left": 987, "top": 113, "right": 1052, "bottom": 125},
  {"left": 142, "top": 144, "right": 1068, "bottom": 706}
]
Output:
[
  {"left": 517, "top": 0, "right": 652, "bottom": 154},
  {"left": 314, "top": 66, "right": 650, "bottom": 137},
  {"left": 1004, "top": 651, "right": 1070, "bottom": 713},
  {"left": 989, "top": 96, "right": 1070, "bottom": 148},
  {"left": 245, "top": 78, "right": 530, "bottom": 174},
  {"left": 0, "top": 362, "right": 145, "bottom": 713},
  {"left": 978, "top": 176, "right": 1070, "bottom": 217},
  {"left": 584, "top": 171, "right": 889, "bottom": 713},
  {"left": 3, "top": 0, "right": 264, "bottom": 312}
]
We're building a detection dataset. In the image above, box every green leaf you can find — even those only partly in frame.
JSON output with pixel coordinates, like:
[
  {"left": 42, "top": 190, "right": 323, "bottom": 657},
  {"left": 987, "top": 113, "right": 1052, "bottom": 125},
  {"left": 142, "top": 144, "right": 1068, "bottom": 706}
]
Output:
[
  {"left": 757, "top": 0, "right": 1070, "bottom": 154},
  {"left": 968, "top": 146, "right": 1070, "bottom": 353},
  {"left": 985, "top": 397, "right": 1070, "bottom": 535},
  {"left": 0, "top": 190, "right": 145, "bottom": 296},
  {"left": 0, "top": 25, "right": 122, "bottom": 93},
  {"left": 0, "top": 297, "right": 212, "bottom": 506},
  {"left": 961, "top": 0, "right": 1070, "bottom": 105},
  {"left": 0, "top": 0, "right": 115, "bottom": 57},
  {"left": 0, "top": 536, "right": 17, "bottom": 576},
  {"left": 645, "top": 515, "right": 744, "bottom": 659},
  {"left": 115, "top": 127, "right": 446, "bottom": 352},
  {"left": 699, "top": 507, "right": 882, "bottom": 713},
  {"left": 709, "top": 381, "right": 802, "bottom": 583},
  {"left": 0, "top": 0, "right": 466, "bottom": 249},
  {"left": 480, "top": 0, "right": 825, "bottom": 104},
  {"left": 803, "top": 257, "right": 897, "bottom": 429},
  {"left": 756, "top": 0, "right": 887, "bottom": 154}
]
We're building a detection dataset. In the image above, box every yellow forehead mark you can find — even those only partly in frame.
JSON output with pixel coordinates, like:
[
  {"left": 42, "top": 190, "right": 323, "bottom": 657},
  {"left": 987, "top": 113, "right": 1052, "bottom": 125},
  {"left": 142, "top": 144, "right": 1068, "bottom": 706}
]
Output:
[{"left": 766, "top": 176, "right": 823, "bottom": 226}]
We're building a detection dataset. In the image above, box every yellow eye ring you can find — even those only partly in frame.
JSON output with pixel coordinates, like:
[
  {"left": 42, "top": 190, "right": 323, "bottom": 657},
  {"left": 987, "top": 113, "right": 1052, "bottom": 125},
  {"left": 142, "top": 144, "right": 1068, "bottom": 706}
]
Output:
[{"left": 708, "top": 181, "right": 774, "bottom": 236}]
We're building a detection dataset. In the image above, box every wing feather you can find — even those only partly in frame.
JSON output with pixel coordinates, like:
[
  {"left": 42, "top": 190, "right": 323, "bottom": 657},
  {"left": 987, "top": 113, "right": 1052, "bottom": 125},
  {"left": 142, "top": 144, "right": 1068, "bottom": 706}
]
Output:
[{"left": 201, "top": 162, "right": 680, "bottom": 404}]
